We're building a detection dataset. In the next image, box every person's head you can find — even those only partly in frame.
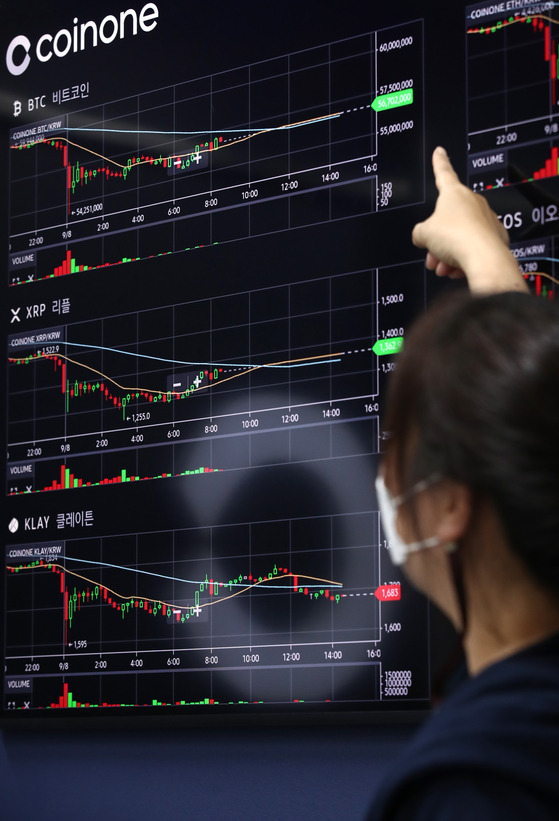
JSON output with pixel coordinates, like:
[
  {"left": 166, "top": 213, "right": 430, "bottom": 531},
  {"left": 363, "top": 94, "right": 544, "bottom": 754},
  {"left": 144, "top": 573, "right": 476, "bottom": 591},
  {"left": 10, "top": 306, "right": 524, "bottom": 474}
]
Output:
[{"left": 380, "top": 290, "right": 559, "bottom": 625}]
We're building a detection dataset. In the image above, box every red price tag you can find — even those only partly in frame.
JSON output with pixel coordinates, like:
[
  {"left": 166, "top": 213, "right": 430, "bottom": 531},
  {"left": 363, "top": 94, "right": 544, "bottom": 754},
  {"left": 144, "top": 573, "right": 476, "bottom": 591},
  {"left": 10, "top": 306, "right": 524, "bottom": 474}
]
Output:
[{"left": 374, "top": 584, "right": 401, "bottom": 601}]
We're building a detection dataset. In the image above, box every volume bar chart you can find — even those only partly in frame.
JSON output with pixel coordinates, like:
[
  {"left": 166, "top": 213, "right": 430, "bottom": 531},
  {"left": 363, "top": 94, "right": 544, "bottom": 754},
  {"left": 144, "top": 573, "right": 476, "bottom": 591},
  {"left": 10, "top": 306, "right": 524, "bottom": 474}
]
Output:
[
  {"left": 53, "top": 249, "right": 139, "bottom": 278},
  {"left": 533, "top": 146, "right": 559, "bottom": 180},
  {"left": 8, "top": 462, "right": 221, "bottom": 496}
]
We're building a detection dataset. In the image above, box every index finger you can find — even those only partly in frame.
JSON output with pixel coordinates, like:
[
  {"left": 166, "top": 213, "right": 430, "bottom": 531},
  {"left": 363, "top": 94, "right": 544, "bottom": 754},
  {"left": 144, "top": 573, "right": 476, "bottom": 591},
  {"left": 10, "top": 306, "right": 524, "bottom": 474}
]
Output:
[{"left": 432, "top": 146, "right": 460, "bottom": 193}]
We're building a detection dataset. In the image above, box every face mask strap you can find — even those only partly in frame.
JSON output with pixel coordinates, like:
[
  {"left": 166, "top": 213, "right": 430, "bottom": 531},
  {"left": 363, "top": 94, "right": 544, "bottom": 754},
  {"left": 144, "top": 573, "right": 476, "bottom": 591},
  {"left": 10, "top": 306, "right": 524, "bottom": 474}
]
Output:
[
  {"left": 403, "top": 483, "right": 466, "bottom": 631},
  {"left": 402, "top": 535, "right": 440, "bottom": 554},
  {"left": 449, "top": 547, "right": 467, "bottom": 636},
  {"left": 392, "top": 473, "right": 442, "bottom": 508}
]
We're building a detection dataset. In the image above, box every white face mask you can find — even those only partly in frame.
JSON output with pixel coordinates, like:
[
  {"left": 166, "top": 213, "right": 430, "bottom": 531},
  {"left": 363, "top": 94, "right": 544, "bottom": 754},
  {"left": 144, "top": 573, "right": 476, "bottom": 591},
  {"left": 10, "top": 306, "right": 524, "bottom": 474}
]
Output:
[{"left": 375, "top": 473, "right": 442, "bottom": 566}]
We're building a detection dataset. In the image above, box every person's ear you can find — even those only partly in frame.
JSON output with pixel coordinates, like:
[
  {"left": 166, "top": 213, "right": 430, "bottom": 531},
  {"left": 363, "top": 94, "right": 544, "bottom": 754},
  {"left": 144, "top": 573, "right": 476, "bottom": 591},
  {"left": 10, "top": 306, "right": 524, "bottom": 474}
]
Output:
[{"left": 433, "top": 480, "right": 472, "bottom": 545}]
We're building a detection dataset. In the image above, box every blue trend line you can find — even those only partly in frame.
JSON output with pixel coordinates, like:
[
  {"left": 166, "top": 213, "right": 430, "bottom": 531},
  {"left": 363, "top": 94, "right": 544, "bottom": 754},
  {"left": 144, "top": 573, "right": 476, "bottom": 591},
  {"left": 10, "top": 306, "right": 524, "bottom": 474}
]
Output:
[
  {"left": 61, "top": 340, "right": 341, "bottom": 370},
  {"left": 518, "top": 257, "right": 559, "bottom": 263},
  {"left": 64, "top": 114, "right": 341, "bottom": 138},
  {"left": 60, "top": 554, "right": 341, "bottom": 590}
]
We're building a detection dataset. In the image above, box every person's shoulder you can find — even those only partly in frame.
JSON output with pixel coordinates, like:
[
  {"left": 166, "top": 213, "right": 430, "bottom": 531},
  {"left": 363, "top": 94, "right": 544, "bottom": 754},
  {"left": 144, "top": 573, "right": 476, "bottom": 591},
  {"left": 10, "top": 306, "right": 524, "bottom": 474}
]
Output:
[
  {"left": 364, "top": 634, "right": 559, "bottom": 821},
  {"left": 450, "top": 630, "right": 559, "bottom": 722},
  {"left": 422, "top": 632, "right": 559, "bottom": 759},
  {"left": 371, "top": 771, "right": 559, "bottom": 821}
]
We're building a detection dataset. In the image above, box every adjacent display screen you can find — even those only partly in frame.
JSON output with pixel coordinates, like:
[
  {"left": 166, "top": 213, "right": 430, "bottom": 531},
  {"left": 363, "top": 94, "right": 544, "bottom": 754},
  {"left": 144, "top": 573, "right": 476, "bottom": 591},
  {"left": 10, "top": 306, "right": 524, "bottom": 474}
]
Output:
[
  {"left": 2, "top": 0, "right": 552, "bottom": 719},
  {"left": 467, "top": 1, "right": 559, "bottom": 296}
]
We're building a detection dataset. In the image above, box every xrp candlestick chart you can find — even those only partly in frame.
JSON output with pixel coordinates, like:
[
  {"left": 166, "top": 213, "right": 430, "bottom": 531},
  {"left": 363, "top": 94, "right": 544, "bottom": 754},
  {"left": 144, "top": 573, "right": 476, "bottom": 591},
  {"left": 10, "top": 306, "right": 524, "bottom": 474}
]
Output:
[{"left": 1, "top": 0, "right": 443, "bottom": 719}]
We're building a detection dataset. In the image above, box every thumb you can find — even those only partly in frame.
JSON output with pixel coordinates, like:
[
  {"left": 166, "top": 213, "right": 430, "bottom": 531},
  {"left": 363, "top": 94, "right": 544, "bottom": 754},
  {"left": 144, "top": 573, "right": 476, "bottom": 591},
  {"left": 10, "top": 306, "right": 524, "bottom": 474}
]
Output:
[{"left": 412, "top": 217, "right": 429, "bottom": 250}]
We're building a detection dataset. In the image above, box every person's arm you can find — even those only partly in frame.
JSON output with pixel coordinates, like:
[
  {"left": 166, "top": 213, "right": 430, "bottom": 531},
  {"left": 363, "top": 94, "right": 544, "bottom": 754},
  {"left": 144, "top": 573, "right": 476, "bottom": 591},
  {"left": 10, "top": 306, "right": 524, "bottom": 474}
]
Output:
[{"left": 412, "top": 147, "right": 528, "bottom": 295}]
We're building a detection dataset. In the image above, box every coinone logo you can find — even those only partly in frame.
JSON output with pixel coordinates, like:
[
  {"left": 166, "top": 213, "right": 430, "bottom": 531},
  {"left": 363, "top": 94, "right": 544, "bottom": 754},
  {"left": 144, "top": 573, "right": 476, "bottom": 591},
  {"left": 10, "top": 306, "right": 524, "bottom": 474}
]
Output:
[{"left": 6, "top": 3, "right": 159, "bottom": 76}]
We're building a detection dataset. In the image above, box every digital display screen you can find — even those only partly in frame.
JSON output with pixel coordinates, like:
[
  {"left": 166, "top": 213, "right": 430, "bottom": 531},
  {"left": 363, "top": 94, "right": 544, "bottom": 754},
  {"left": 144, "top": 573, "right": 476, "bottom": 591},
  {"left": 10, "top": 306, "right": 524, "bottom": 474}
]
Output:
[{"left": 2, "top": 0, "right": 551, "bottom": 720}]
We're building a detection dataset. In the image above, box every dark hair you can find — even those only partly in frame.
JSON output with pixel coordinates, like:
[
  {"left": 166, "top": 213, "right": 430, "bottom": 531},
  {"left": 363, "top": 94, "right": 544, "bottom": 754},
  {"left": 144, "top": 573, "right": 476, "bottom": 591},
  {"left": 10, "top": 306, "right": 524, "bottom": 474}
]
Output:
[{"left": 383, "top": 290, "right": 559, "bottom": 595}]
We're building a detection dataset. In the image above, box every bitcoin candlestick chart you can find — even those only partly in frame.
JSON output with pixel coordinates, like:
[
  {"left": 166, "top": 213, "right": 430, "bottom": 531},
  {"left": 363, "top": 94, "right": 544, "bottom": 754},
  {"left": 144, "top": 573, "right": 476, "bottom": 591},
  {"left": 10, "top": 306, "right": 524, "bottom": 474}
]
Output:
[
  {"left": 8, "top": 24, "right": 423, "bottom": 288},
  {"left": 2, "top": 0, "right": 444, "bottom": 719}
]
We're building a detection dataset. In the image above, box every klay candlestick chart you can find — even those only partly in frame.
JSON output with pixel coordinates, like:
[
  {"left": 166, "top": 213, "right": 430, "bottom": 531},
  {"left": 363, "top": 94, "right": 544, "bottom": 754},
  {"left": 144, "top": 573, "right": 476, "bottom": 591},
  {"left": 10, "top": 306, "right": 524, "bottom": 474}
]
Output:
[
  {"left": 8, "top": 551, "right": 346, "bottom": 639},
  {"left": 8, "top": 24, "right": 424, "bottom": 286},
  {"left": 4, "top": 510, "right": 399, "bottom": 710}
]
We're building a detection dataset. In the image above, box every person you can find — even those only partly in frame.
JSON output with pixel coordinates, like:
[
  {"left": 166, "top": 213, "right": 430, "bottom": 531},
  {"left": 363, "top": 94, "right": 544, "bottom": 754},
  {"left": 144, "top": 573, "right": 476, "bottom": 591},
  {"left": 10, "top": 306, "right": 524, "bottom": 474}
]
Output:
[
  {"left": 412, "top": 146, "right": 528, "bottom": 295},
  {"left": 365, "top": 148, "right": 559, "bottom": 820}
]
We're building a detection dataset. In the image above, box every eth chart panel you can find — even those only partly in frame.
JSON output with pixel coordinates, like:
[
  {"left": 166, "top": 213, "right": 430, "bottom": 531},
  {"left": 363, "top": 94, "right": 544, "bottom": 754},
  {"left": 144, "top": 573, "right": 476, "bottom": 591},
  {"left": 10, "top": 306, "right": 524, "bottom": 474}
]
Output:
[
  {"left": 467, "top": 0, "right": 559, "bottom": 297},
  {"left": 2, "top": 1, "right": 434, "bottom": 716}
]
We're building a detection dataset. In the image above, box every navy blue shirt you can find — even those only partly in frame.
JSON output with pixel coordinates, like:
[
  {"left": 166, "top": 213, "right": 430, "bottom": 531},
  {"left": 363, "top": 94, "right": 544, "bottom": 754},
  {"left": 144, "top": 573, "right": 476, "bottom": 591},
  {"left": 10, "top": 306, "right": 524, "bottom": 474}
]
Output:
[{"left": 366, "top": 633, "right": 559, "bottom": 820}]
